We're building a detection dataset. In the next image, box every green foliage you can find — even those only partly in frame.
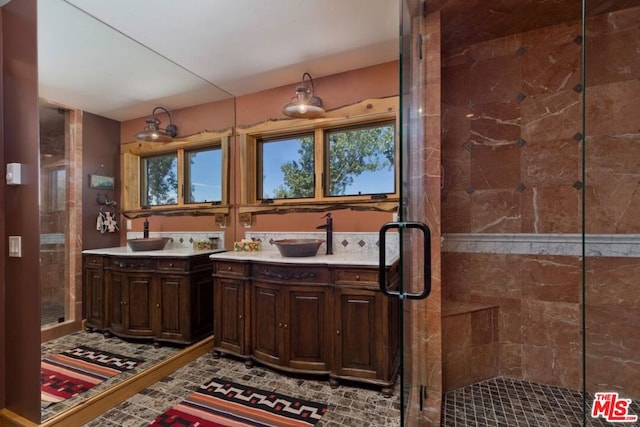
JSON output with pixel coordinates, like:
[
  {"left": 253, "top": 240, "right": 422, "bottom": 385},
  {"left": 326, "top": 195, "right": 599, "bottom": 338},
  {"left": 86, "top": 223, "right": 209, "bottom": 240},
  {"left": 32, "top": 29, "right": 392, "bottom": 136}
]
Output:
[
  {"left": 145, "top": 155, "right": 177, "bottom": 205},
  {"left": 272, "top": 125, "right": 394, "bottom": 198},
  {"left": 273, "top": 137, "right": 315, "bottom": 198},
  {"left": 327, "top": 125, "right": 394, "bottom": 195}
]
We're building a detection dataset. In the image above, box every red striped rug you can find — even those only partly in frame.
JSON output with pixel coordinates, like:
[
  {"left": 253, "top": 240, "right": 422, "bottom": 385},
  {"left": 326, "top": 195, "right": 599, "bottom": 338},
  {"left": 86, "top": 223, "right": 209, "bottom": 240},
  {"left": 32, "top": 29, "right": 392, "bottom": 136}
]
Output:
[
  {"left": 41, "top": 345, "right": 144, "bottom": 405},
  {"left": 151, "top": 377, "right": 327, "bottom": 427}
]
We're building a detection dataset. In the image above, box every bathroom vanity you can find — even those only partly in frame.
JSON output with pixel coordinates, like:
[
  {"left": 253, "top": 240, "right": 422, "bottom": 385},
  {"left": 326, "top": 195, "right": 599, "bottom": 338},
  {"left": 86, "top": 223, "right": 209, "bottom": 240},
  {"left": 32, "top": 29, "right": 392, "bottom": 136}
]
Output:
[
  {"left": 82, "top": 247, "right": 222, "bottom": 346},
  {"left": 210, "top": 251, "right": 400, "bottom": 396}
]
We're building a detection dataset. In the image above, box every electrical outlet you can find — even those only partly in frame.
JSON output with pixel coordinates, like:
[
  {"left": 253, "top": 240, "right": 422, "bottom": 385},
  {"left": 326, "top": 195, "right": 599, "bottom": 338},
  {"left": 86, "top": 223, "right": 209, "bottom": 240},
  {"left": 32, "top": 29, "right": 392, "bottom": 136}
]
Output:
[{"left": 126, "top": 219, "right": 132, "bottom": 230}]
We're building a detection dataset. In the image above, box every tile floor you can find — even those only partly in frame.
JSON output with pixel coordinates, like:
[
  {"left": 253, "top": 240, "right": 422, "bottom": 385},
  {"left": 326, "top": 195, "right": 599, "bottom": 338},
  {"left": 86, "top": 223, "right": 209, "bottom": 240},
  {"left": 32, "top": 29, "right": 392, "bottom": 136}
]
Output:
[
  {"left": 42, "top": 332, "right": 639, "bottom": 426},
  {"left": 41, "top": 331, "right": 181, "bottom": 421},
  {"left": 441, "top": 378, "right": 640, "bottom": 427}
]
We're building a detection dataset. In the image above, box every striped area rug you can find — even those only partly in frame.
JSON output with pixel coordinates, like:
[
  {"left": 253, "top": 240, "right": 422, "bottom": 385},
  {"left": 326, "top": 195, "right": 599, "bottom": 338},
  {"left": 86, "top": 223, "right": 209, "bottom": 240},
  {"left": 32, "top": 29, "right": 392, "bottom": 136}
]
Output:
[
  {"left": 151, "top": 377, "right": 327, "bottom": 427},
  {"left": 41, "top": 345, "right": 144, "bottom": 405}
]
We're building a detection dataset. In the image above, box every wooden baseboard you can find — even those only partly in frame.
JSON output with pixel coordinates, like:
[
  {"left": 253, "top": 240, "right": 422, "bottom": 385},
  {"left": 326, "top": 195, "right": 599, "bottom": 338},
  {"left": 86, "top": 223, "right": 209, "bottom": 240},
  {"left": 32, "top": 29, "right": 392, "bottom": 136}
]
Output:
[
  {"left": 38, "top": 336, "right": 213, "bottom": 426},
  {"left": 0, "top": 408, "right": 38, "bottom": 427}
]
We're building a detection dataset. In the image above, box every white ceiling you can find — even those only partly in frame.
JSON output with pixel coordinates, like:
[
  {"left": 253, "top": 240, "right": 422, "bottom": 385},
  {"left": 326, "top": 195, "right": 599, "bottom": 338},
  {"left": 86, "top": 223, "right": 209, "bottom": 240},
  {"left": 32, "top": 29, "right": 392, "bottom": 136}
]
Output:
[{"left": 37, "top": 0, "right": 399, "bottom": 122}]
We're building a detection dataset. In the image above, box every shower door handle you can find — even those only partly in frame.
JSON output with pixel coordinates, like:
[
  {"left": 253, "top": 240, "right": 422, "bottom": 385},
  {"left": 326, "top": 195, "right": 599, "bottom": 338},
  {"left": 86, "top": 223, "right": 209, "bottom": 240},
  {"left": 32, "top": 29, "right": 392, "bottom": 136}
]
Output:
[{"left": 378, "top": 221, "right": 431, "bottom": 300}]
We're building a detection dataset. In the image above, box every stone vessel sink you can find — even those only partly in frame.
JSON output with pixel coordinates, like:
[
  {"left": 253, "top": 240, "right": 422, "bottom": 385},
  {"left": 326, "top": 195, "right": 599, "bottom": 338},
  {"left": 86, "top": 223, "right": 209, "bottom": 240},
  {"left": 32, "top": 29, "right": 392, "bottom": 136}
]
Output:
[
  {"left": 127, "top": 237, "right": 171, "bottom": 251},
  {"left": 273, "top": 239, "right": 324, "bottom": 257}
]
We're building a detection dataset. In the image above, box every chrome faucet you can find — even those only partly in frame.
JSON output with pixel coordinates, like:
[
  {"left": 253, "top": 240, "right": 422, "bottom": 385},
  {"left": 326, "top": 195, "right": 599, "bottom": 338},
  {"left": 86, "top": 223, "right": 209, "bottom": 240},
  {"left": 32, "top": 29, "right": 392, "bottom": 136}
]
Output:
[
  {"left": 143, "top": 218, "right": 150, "bottom": 238},
  {"left": 316, "top": 213, "right": 333, "bottom": 255}
]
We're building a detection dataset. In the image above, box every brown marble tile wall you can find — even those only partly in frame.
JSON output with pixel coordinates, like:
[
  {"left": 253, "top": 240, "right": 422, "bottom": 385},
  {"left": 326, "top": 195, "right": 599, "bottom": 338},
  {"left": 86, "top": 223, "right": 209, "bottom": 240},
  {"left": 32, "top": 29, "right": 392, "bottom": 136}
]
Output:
[
  {"left": 585, "top": 257, "right": 640, "bottom": 398},
  {"left": 442, "top": 7, "right": 640, "bottom": 235},
  {"left": 442, "top": 252, "right": 583, "bottom": 391},
  {"left": 442, "top": 303, "right": 499, "bottom": 391},
  {"left": 442, "top": 19, "right": 585, "bottom": 235},
  {"left": 441, "top": 5, "right": 640, "bottom": 400}
]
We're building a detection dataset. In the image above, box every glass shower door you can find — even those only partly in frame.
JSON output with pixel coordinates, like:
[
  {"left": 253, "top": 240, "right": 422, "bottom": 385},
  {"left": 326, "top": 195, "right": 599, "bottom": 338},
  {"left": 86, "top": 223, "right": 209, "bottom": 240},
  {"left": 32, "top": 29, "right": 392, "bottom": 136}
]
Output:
[
  {"left": 583, "top": 2, "right": 640, "bottom": 424},
  {"left": 378, "top": 1, "right": 437, "bottom": 424}
]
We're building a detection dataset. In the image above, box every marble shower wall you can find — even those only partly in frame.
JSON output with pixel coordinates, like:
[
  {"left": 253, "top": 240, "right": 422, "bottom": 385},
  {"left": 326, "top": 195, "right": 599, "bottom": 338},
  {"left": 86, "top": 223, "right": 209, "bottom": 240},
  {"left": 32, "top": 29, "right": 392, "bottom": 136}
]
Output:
[{"left": 441, "top": 6, "right": 640, "bottom": 399}]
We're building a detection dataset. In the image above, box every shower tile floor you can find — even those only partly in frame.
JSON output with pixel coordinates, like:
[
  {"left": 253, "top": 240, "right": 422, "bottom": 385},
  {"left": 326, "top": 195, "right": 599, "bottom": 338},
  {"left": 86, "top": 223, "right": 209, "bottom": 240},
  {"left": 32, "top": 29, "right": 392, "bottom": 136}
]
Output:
[
  {"left": 43, "top": 332, "right": 639, "bottom": 426},
  {"left": 442, "top": 378, "right": 640, "bottom": 427}
]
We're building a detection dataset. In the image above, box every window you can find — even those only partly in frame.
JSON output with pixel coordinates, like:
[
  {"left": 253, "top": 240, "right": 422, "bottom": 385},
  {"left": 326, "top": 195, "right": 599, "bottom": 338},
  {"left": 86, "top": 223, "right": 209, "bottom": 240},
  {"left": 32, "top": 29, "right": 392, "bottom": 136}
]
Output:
[
  {"left": 122, "top": 131, "right": 230, "bottom": 216},
  {"left": 325, "top": 121, "right": 395, "bottom": 197},
  {"left": 251, "top": 120, "right": 396, "bottom": 203},
  {"left": 185, "top": 146, "right": 222, "bottom": 204},
  {"left": 142, "top": 153, "right": 178, "bottom": 206},
  {"left": 258, "top": 133, "right": 314, "bottom": 200},
  {"left": 238, "top": 97, "right": 398, "bottom": 212}
]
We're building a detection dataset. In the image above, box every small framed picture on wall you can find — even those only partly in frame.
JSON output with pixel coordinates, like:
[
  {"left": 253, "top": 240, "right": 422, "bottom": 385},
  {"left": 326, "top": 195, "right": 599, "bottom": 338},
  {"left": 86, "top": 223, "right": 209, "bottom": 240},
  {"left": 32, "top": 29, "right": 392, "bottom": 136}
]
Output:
[{"left": 89, "top": 174, "right": 115, "bottom": 190}]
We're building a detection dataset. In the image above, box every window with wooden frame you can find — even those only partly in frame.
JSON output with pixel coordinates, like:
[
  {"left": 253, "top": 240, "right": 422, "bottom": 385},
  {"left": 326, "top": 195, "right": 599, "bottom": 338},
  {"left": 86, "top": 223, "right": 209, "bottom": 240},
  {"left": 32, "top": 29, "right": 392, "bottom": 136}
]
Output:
[
  {"left": 238, "top": 97, "right": 399, "bottom": 214},
  {"left": 121, "top": 131, "right": 230, "bottom": 218}
]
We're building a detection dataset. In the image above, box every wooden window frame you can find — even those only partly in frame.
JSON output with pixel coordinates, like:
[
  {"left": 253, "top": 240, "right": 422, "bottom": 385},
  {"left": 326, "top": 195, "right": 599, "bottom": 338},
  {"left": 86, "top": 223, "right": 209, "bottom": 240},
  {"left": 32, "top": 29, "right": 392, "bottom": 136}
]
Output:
[
  {"left": 237, "top": 97, "right": 399, "bottom": 215},
  {"left": 121, "top": 130, "right": 231, "bottom": 218}
]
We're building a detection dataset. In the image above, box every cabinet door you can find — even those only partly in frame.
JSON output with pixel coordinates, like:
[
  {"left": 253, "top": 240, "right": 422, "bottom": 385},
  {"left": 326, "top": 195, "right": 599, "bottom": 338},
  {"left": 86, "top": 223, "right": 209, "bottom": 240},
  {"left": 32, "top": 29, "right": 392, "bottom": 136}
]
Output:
[
  {"left": 108, "top": 270, "right": 126, "bottom": 334},
  {"left": 84, "top": 266, "right": 105, "bottom": 330},
  {"left": 286, "top": 286, "right": 330, "bottom": 372},
  {"left": 214, "top": 277, "right": 247, "bottom": 355},
  {"left": 252, "top": 281, "right": 284, "bottom": 366},
  {"left": 191, "top": 270, "right": 214, "bottom": 340},
  {"left": 333, "top": 288, "right": 378, "bottom": 379},
  {"left": 125, "top": 273, "right": 154, "bottom": 336},
  {"left": 155, "top": 275, "right": 186, "bottom": 342}
]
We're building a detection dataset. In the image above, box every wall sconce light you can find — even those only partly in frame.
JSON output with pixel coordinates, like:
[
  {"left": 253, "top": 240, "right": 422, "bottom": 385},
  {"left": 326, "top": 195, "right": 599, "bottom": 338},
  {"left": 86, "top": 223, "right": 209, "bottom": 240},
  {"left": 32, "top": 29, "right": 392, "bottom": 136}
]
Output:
[
  {"left": 135, "top": 106, "right": 178, "bottom": 142},
  {"left": 282, "top": 72, "right": 325, "bottom": 119}
]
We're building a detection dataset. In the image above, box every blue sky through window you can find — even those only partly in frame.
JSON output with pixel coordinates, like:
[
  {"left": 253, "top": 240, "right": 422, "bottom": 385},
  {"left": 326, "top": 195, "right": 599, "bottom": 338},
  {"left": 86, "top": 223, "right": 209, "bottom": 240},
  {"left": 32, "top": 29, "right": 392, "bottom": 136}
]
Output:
[{"left": 188, "top": 148, "right": 221, "bottom": 202}]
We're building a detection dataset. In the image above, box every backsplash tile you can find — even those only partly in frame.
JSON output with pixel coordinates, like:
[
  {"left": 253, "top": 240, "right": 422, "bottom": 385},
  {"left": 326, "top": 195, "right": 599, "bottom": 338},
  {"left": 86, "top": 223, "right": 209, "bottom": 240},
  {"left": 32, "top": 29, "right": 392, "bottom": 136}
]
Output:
[
  {"left": 244, "top": 231, "right": 399, "bottom": 256},
  {"left": 127, "top": 231, "right": 224, "bottom": 250}
]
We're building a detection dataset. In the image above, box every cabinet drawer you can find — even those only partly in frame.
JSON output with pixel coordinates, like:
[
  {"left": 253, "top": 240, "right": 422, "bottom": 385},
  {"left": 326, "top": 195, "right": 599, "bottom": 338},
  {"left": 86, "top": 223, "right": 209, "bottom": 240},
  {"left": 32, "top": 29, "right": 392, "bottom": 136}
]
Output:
[
  {"left": 106, "top": 257, "right": 155, "bottom": 270},
  {"left": 214, "top": 261, "right": 249, "bottom": 277},
  {"left": 334, "top": 268, "right": 379, "bottom": 286},
  {"left": 84, "top": 255, "right": 104, "bottom": 268},
  {"left": 157, "top": 259, "right": 187, "bottom": 272},
  {"left": 253, "top": 264, "right": 331, "bottom": 283}
]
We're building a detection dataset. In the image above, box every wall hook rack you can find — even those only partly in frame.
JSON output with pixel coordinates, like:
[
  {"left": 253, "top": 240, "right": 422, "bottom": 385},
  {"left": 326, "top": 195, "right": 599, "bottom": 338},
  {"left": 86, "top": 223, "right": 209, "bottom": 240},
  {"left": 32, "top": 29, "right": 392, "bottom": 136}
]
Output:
[{"left": 96, "top": 193, "right": 117, "bottom": 206}]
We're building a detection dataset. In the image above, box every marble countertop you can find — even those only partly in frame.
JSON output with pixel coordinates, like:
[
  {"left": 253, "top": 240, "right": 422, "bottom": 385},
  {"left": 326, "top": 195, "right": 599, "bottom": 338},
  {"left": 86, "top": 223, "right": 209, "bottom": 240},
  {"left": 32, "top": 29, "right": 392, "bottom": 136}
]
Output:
[
  {"left": 209, "top": 250, "right": 399, "bottom": 266},
  {"left": 82, "top": 246, "right": 226, "bottom": 257}
]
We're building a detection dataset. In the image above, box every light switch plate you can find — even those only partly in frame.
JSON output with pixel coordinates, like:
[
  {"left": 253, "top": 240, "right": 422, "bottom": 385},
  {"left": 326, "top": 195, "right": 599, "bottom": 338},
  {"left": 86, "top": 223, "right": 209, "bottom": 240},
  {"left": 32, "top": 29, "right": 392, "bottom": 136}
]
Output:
[{"left": 9, "top": 235, "right": 22, "bottom": 257}]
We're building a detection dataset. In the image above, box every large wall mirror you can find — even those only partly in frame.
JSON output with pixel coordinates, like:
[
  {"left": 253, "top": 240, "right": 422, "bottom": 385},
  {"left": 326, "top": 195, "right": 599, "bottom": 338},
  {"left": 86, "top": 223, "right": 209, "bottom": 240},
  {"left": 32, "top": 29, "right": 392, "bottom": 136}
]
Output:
[
  {"left": 36, "top": 0, "right": 398, "bottom": 424},
  {"left": 37, "top": 0, "right": 234, "bottom": 423}
]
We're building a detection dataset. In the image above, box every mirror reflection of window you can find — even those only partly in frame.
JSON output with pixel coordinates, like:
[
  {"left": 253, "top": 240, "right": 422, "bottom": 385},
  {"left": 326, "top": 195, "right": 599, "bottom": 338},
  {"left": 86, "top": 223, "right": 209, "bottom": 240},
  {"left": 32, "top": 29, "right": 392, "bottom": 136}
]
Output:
[
  {"left": 185, "top": 147, "right": 222, "bottom": 204},
  {"left": 258, "top": 134, "right": 315, "bottom": 200},
  {"left": 326, "top": 121, "right": 396, "bottom": 197},
  {"left": 142, "top": 153, "right": 178, "bottom": 206}
]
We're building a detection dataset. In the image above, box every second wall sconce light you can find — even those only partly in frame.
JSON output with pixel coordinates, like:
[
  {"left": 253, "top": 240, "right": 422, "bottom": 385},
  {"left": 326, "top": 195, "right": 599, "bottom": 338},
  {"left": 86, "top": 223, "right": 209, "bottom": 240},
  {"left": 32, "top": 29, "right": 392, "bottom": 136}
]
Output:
[
  {"left": 135, "top": 106, "right": 178, "bottom": 142},
  {"left": 282, "top": 72, "right": 325, "bottom": 119}
]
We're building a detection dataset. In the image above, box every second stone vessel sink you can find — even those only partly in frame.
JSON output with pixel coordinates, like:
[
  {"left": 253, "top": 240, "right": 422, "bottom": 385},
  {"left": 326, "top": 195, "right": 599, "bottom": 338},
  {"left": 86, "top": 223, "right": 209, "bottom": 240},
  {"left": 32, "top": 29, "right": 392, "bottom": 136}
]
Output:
[
  {"left": 127, "top": 237, "right": 171, "bottom": 251},
  {"left": 273, "top": 239, "right": 324, "bottom": 257}
]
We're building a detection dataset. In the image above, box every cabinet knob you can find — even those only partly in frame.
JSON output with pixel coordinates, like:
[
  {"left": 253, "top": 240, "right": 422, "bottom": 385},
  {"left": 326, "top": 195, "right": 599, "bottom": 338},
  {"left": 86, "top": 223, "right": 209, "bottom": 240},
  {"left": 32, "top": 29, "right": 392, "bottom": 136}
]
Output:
[
  {"left": 169, "top": 263, "right": 173, "bottom": 267},
  {"left": 156, "top": 303, "right": 160, "bottom": 308},
  {"left": 120, "top": 301, "right": 124, "bottom": 305},
  {"left": 227, "top": 266, "right": 232, "bottom": 271},
  {"left": 336, "top": 330, "right": 340, "bottom": 335},
  {"left": 239, "top": 314, "right": 243, "bottom": 320},
  {"left": 278, "top": 322, "right": 282, "bottom": 328},
  {"left": 355, "top": 275, "right": 360, "bottom": 280},
  {"left": 284, "top": 323, "right": 288, "bottom": 329}
]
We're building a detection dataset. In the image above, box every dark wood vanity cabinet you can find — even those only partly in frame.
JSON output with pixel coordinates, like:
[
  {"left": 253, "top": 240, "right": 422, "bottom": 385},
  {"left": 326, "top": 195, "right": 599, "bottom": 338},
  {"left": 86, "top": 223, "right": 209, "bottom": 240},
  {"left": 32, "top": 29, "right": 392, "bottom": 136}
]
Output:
[
  {"left": 84, "top": 255, "right": 106, "bottom": 331},
  {"left": 83, "top": 253, "right": 214, "bottom": 345},
  {"left": 212, "top": 258, "right": 398, "bottom": 394},
  {"left": 332, "top": 267, "right": 399, "bottom": 396}
]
